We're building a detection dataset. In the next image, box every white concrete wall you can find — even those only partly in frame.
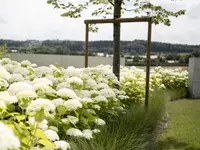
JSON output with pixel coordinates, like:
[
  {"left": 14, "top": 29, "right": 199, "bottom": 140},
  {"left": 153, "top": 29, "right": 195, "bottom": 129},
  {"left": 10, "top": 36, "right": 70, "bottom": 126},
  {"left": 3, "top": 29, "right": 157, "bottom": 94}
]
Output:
[
  {"left": 188, "top": 58, "right": 200, "bottom": 98},
  {"left": 7, "top": 53, "right": 125, "bottom": 68}
]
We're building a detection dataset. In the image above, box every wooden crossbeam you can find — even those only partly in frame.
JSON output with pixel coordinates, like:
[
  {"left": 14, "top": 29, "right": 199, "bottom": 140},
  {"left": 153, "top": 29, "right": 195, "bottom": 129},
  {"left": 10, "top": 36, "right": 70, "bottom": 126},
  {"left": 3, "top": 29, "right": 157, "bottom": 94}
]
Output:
[{"left": 84, "top": 17, "right": 151, "bottom": 24}]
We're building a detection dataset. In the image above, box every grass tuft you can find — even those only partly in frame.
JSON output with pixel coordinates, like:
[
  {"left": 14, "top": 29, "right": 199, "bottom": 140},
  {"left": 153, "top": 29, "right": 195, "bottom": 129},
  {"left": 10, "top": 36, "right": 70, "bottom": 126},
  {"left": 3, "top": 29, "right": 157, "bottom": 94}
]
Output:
[{"left": 68, "top": 90, "right": 169, "bottom": 150}]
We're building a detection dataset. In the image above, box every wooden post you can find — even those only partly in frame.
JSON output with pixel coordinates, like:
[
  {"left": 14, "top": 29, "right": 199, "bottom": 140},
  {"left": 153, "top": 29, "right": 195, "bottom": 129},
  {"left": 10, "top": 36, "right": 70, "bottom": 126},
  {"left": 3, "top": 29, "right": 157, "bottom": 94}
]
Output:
[
  {"left": 145, "top": 18, "right": 152, "bottom": 110},
  {"left": 85, "top": 23, "right": 89, "bottom": 68}
]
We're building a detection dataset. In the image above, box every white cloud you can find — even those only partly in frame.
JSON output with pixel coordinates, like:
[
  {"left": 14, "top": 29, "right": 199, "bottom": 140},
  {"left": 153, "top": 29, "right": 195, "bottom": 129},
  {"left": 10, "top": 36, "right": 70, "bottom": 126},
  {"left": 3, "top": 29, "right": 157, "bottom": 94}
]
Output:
[
  {"left": 0, "top": 0, "right": 199, "bottom": 44},
  {"left": 0, "top": 16, "right": 6, "bottom": 23}
]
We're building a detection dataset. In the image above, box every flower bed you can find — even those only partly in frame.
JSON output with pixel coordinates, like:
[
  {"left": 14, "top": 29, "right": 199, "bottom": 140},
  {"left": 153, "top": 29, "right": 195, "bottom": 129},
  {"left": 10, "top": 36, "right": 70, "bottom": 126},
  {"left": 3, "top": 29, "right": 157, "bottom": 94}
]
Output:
[{"left": 0, "top": 58, "right": 188, "bottom": 150}]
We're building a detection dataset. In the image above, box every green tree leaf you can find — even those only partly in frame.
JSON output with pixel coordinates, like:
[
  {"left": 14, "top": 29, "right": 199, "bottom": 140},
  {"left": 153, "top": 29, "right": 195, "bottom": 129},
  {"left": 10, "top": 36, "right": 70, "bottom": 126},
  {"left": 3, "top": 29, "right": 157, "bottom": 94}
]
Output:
[{"left": 35, "top": 108, "right": 45, "bottom": 123}]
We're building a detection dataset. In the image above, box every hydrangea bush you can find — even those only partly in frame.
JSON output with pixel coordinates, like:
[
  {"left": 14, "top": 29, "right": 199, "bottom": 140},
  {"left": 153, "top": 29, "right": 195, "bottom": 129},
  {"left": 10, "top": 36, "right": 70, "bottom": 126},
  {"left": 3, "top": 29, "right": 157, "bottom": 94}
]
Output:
[{"left": 0, "top": 58, "right": 188, "bottom": 150}]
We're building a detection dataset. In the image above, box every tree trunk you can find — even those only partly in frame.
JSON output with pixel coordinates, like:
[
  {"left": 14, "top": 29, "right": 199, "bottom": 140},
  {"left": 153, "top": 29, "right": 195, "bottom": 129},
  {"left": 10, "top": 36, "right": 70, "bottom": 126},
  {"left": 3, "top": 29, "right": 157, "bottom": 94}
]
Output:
[{"left": 113, "top": 0, "right": 121, "bottom": 80}]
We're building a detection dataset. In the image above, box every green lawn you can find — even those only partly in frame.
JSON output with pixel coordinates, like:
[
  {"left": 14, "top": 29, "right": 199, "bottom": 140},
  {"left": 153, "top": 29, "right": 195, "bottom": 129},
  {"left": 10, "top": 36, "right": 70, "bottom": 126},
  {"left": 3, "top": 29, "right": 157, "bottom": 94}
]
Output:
[{"left": 156, "top": 99, "right": 200, "bottom": 150}]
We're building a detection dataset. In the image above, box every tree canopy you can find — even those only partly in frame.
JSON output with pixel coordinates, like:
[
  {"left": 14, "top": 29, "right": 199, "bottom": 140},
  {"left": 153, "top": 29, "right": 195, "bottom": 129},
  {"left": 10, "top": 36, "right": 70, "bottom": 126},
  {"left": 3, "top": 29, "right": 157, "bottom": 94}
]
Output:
[
  {"left": 47, "top": 0, "right": 185, "bottom": 26},
  {"left": 47, "top": 0, "right": 186, "bottom": 79}
]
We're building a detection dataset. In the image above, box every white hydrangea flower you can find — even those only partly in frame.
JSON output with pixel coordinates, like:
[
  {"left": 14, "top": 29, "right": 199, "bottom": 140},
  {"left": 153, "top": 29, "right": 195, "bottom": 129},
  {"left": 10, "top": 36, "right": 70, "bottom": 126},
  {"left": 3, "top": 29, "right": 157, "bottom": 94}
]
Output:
[
  {"left": 64, "top": 66, "right": 81, "bottom": 77},
  {"left": 57, "top": 88, "right": 77, "bottom": 99},
  {"left": 94, "top": 95, "right": 108, "bottom": 103},
  {"left": 0, "top": 121, "right": 20, "bottom": 150},
  {"left": 118, "top": 95, "right": 129, "bottom": 100},
  {"left": 10, "top": 74, "right": 24, "bottom": 83},
  {"left": 105, "top": 72, "right": 117, "bottom": 80},
  {"left": 0, "top": 101, "right": 6, "bottom": 109},
  {"left": 13, "top": 66, "right": 29, "bottom": 76},
  {"left": 64, "top": 99, "right": 82, "bottom": 111},
  {"left": 98, "top": 83, "right": 109, "bottom": 89},
  {"left": 0, "top": 91, "right": 9, "bottom": 96},
  {"left": 46, "top": 75, "right": 57, "bottom": 84},
  {"left": 61, "top": 118, "right": 69, "bottom": 124},
  {"left": 52, "top": 98, "right": 65, "bottom": 107},
  {"left": 35, "top": 66, "right": 53, "bottom": 77},
  {"left": 8, "top": 82, "right": 33, "bottom": 95},
  {"left": 82, "top": 129, "right": 93, "bottom": 140},
  {"left": 33, "top": 83, "right": 56, "bottom": 94},
  {"left": 79, "top": 90, "right": 91, "bottom": 98},
  {"left": 79, "top": 97, "right": 93, "bottom": 104},
  {"left": 95, "top": 118, "right": 106, "bottom": 126},
  {"left": 116, "top": 106, "right": 124, "bottom": 111},
  {"left": 23, "top": 80, "right": 33, "bottom": 86},
  {"left": 44, "top": 129, "right": 59, "bottom": 141},
  {"left": 67, "top": 116, "right": 79, "bottom": 125},
  {"left": 92, "top": 129, "right": 100, "bottom": 133},
  {"left": 49, "top": 64, "right": 58, "bottom": 71},
  {"left": 29, "top": 117, "right": 48, "bottom": 131},
  {"left": 97, "top": 77, "right": 108, "bottom": 84},
  {"left": 0, "top": 79, "right": 8, "bottom": 89},
  {"left": 11, "top": 60, "right": 20, "bottom": 66},
  {"left": 80, "top": 73, "right": 90, "bottom": 80},
  {"left": 3, "top": 64, "right": 15, "bottom": 73},
  {"left": 93, "top": 104, "right": 101, "bottom": 110},
  {"left": 21, "top": 60, "right": 32, "bottom": 67},
  {"left": 160, "top": 84, "right": 166, "bottom": 89},
  {"left": 16, "top": 91, "right": 37, "bottom": 101},
  {"left": 85, "top": 79, "right": 98, "bottom": 89},
  {"left": 54, "top": 140, "right": 70, "bottom": 150},
  {"left": 90, "top": 90, "right": 100, "bottom": 97},
  {"left": 26, "top": 98, "right": 55, "bottom": 113},
  {"left": 1, "top": 58, "right": 11, "bottom": 64},
  {"left": 0, "top": 95, "right": 18, "bottom": 105},
  {"left": 31, "top": 63, "right": 37, "bottom": 68},
  {"left": 56, "top": 82, "right": 70, "bottom": 91},
  {"left": 66, "top": 128, "right": 82, "bottom": 137},
  {"left": 33, "top": 78, "right": 53, "bottom": 86},
  {"left": 100, "top": 88, "right": 116, "bottom": 100},
  {"left": 49, "top": 126, "right": 59, "bottom": 132},
  {"left": 68, "top": 77, "right": 83, "bottom": 86},
  {"left": 0, "top": 66, "right": 11, "bottom": 80}
]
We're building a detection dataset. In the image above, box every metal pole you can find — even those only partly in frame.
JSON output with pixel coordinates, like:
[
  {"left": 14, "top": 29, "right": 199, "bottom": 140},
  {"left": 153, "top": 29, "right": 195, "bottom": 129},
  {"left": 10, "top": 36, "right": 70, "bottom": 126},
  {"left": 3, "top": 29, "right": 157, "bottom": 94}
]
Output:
[
  {"left": 85, "top": 23, "right": 89, "bottom": 68},
  {"left": 145, "top": 18, "right": 152, "bottom": 110}
]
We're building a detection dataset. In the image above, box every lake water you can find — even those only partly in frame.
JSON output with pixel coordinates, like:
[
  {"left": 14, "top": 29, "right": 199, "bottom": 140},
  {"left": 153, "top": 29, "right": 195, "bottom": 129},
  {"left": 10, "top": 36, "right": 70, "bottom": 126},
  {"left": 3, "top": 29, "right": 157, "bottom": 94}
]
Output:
[{"left": 7, "top": 53, "right": 188, "bottom": 70}]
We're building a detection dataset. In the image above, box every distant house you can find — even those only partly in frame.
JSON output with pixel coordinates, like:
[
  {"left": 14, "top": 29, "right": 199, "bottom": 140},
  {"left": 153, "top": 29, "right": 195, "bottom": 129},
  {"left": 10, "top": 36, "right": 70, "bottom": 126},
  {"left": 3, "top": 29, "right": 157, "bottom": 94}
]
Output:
[
  {"left": 96, "top": 53, "right": 104, "bottom": 57},
  {"left": 11, "top": 50, "right": 18, "bottom": 53},
  {"left": 167, "top": 60, "right": 179, "bottom": 63},
  {"left": 106, "top": 54, "right": 113, "bottom": 57},
  {"left": 140, "top": 55, "right": 158, "bottom": 59}
]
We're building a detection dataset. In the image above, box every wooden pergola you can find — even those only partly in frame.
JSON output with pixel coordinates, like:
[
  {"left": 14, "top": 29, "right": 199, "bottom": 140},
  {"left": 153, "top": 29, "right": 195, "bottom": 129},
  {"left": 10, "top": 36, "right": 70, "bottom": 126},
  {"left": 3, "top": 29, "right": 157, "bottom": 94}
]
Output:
[{"left": 84, "top": 17, "right": 152, "bottom": 109}]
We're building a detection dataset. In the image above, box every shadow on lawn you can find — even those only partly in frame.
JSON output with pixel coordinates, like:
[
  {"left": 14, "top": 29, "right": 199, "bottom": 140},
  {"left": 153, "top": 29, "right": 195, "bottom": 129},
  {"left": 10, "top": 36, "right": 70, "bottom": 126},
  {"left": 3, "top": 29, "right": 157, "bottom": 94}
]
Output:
[{"left": 156, "top": 137, "right": 200, "bottom": 150}]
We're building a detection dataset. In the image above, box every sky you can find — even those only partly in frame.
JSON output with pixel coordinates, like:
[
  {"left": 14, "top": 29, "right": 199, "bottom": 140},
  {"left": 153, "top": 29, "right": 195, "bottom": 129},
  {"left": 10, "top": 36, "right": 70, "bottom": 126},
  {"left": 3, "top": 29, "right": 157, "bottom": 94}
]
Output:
[{"left": 0, "top": 0, "right": 200, "bottom": 45}]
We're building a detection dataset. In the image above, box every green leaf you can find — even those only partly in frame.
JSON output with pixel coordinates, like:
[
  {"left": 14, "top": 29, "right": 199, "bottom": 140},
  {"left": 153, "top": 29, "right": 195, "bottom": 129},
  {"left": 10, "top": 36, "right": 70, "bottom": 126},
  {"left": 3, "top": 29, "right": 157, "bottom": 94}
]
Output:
[
  {"left": 7, "top": 104, "right": 15, "bottom": 112},
  {"left": 16, "top": 115, "right": 26, "bottom": 122},
  {"left": 41, "top": 146, "right": 54, "bottom": 150},
  {"left": 13, "top": 122, "right": 24, "bottom": 135},
  {"left": 35, "top": 129, "right": 48, "bottom": 139},
  {"left": 45, "top": 93, "right": 57, "bottom": 99},
  {"left": 35, "top": 108, "right": 45, "bottom": 123},
  {"left": 39, "top": 139, "right": 55, "bottom": 148},
  {"left": 56, "top": 105, "right": 67, "bottom": 115}
]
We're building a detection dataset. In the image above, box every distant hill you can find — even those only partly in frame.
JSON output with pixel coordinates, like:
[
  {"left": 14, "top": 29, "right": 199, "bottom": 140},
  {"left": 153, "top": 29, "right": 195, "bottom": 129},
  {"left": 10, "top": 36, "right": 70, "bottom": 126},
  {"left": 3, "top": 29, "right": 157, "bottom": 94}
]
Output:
[{"left": 0, "top": 39, "right": 200, "bottom": 55}]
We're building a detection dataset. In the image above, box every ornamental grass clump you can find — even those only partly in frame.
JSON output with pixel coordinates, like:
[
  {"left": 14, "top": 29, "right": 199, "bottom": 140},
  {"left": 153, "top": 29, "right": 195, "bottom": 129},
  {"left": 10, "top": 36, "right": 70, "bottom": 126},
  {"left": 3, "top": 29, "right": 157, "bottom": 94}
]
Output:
[{"left": 68, "top": 89, "right": 169, "bottom": 150}]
